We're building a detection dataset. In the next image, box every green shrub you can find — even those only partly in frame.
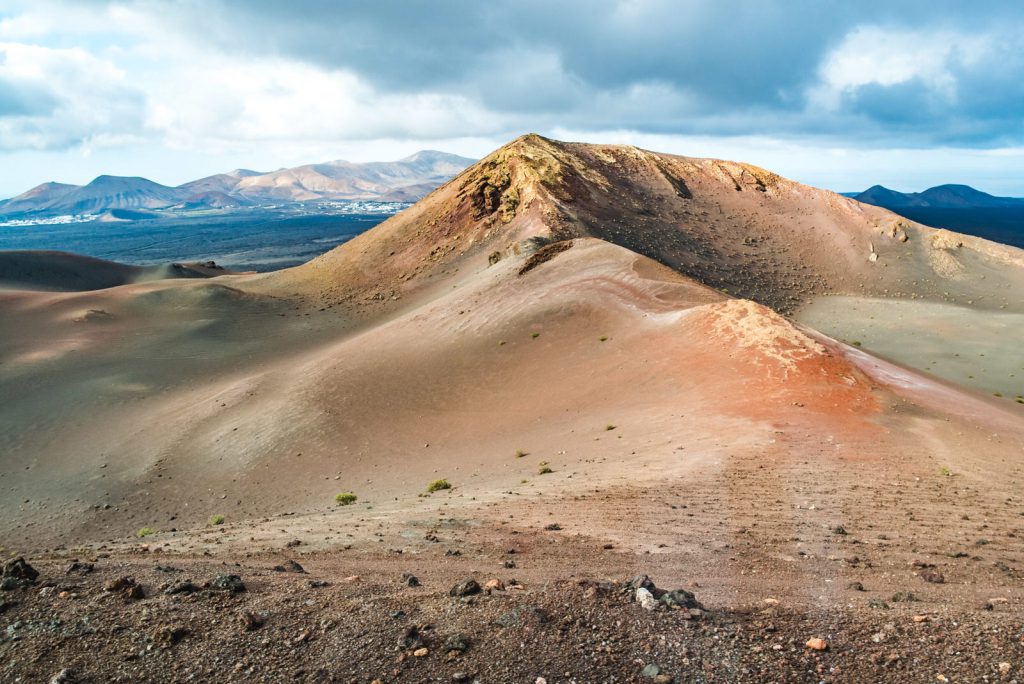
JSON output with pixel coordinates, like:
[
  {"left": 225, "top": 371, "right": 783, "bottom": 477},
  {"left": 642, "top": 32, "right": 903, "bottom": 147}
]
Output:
[
  {"left": 531, "top": 332, "right": 540, "bottom": 339},
  {"left": 605, "top": 424, "right": 616, "bottom": 431},
  {"left": 335, "top": 492, "right": 358, "bottom": 505},
  {"left": 426, "top": 479, "right": 451, "bottom": 493},
  {"left": 136, "top": 527, "right": 154, "bottom": 538},
  {"left": 208, "top": 514, "right": 225, "bottom": 526},
  {"left": 515, "top": 449, "right": 527, "bottom": 458},
  {"left": 539, "top": 465, "right": 553, "bottom": 475},
  {"left": 599, "top": 336, "right": 608, "bottom": 342}
]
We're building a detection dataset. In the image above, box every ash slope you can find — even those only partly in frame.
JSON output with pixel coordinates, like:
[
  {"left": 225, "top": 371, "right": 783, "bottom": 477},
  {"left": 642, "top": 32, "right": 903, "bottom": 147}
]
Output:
[{"left": 1, "top": 135, "right": 1022, "bottom": 563}]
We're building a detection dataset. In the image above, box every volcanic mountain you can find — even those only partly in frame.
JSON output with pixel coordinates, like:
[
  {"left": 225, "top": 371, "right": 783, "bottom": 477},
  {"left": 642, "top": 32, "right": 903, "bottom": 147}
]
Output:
[{"left": 1, "top": 135, "right": 1023, "bottom": 681}]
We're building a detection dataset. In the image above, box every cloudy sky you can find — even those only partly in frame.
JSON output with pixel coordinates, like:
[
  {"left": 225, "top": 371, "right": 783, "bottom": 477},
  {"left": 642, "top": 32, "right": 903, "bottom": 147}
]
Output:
[{"left": 0, "top": 0, "right": 1022, "bottom": 197}]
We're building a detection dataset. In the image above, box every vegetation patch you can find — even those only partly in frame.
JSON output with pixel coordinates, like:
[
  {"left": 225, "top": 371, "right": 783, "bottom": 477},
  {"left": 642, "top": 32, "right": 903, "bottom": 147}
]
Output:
[
  {"left": 426, "top": 479, "right": 452, "bottom": 493},
  {"left": 335, "top": 492, "right": 358, "bottom": 505}
]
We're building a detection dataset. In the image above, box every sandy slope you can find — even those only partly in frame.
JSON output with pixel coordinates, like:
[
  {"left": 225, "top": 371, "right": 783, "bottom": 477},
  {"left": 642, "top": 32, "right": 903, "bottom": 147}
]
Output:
[{"left": 1, "top": 137, "right": 1023, "bottom": 681}]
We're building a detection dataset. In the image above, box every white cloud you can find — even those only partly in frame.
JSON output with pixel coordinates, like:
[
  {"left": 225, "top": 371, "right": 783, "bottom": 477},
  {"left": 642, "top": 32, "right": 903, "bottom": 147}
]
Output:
[
  {"left": 810, "top": 25, "right": 989, "bottom": 109},
  {"left": 0, "top": 42, "right": 145, "bottom": 151}
]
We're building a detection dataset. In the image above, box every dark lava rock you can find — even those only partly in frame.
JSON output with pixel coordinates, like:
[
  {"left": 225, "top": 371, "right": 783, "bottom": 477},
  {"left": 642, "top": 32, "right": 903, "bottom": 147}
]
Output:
[
  {"left": 50, "top": 668, "right": 78, "bottom": 683},
  {"left": 659, "top": 588, "right": 705, "bottom": 611},
  {"left": 544, "top": 523, "right": 562, "bottom": 531},
  {"left": 272, "top": 560, "right": 306, "bottom": 574},
  {"left": 208, "top": 574, "right": 246, "bottom": 593},
  {"left": 444, "top": 633, "right": 471, "bottom": 653},
  {"left": 449, "top": 578, "right": 480, "bottom": 597},
  {"left": 64, "top": 562, "right": 94, "bottom": 576},
  {"left": 2, "top": 557, "right": 39, "bottom": 587},
  {"left": 399, "top": 625, "right": 425, "bottom": 649},
  {"left": 164, "top": 580, "right": 200, "bottom": 595},
  {"left": 307, "top": 579, "right": 330, "bottom": 588},
  {"left": 402, "top": 573, "right": 420, "bottom": 587}
]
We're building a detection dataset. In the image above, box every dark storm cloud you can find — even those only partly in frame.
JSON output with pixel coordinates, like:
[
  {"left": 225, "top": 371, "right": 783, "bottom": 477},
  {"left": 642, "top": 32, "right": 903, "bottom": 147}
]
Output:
[
  {"left": 2, "top": 0, "right": 1022, "bottom": 149},
  {"left": 125, "top": 0, "right": 1021, "bottom": 147}
]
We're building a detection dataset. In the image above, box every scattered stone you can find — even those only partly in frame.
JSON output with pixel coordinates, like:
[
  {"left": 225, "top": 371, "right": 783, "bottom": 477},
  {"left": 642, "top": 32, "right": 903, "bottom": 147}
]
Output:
[
  {"left": 402, "top": 573, "right": 420, "bottom": 587},
  {"left": 50, "top": 668, "right": 77, "bottom": 683},
  {"left": 806, "top": 638, "right": 828, "bottom": 651},
  {"left": 484, "top": 578, "right": 505, "bottom": 592},
  {"left": 413, "top": 647, "right": 429, "bottom": 657},
  {"left": 272, "top": 560, "right": 306, "bottom": 574},
  {"left": 636, "top": 587, "right": 659, "bottom": 611},
  {"left": 453, "top": 673, "right": 470, "bottom": 682},
  {"left": 918, "top": 568, "right": 945, "bottom": 584},
  {"left": 848, "top": 582, "right": 865, "bottom": 591},
  {"left": 240, "top": 611, "right": 267, "bottom": 631},
  {"left": 642, "top": 663, "right": 661, "bottom": 678},
  {"left": 208, "top": 574, "right": 246, "bottom": 593},
  {"left": 999, "top": 662, "right": 1012, "bottom": 675},
  {"left": 544, "top": 523, "right": 562, "bottom": 531},
  {"left": 449, "top": 578, "right": 481, "bottom": 597},
  {"left": 307, "top": 579, "right": 330, "bottom": 588},
  {"left": 151, "top": 624, "right": 189, "bottom": 647},
  {"left": 105, "top": 576, "right": 144, "bottom": 601},
  {"left": 343, "top": 575, "right": 361, "bottom": 583},
  {"left": 912, "top": 615, "right": 930, "bottom": 623},
  {"left": 763, "top": 597, "right": 780, "bottom": 606},
  {"left": 503, "top": 560, "right": 517, "bottom": 569},
  {"left": 64, "top": 562, "right": 94, "bottom": 576}
]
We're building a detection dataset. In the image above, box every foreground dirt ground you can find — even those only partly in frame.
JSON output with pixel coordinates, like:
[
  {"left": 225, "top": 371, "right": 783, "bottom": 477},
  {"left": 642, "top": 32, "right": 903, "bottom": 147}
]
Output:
[{"left": 4, "top": 458, "right": 1023, "bottom": 683}]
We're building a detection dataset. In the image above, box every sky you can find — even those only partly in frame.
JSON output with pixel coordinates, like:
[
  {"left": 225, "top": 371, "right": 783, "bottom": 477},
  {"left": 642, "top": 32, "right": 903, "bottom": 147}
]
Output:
[{"left": 0, "top": 0, "right": 1023, "bottom": 197}]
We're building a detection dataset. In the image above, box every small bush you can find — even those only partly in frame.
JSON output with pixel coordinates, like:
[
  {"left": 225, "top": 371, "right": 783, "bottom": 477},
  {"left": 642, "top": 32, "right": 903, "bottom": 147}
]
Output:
[
  {"left": 938, "top": 466, "right": 952, "bottom": 477},
  {"left": 515, "top": 449, "right": 527, "bottom": 458},
  {"left": 539, "top": 466, "right": 553, "bottom": 475},
  {"left": 852, "top": 340, "right": 862, "bottom": 347},
  {"left": 335, "top": 492, "right": 358, "bottom": 505},
  {"left": 531, "top": 332, "right": 540, "bottom": 339},
  {"left": 208, "top": 514, "right": 225, "bottom": 526},
  {"left": 136, "top": 527, "right": 154, "bottom": 538},
  {"left": 605, "top": 424, "right": 616, "bottom": 431},
  {"left": 599, "top": 336, "right": 608, "bottom": 342},
  {"left": 426, "top": 479, "right": 451, "bottom": 493}
]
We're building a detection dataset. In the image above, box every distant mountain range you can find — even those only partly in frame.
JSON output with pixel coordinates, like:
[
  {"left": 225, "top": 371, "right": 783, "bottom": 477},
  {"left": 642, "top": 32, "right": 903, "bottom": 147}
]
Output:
[
  {"left": 849, "top": 184, "right": 1024, "bottom": 249},
  {"left": 851, "top": 183, "right": 1024, "bottom": 209},
  {"left": 0, "top": 151, "right": 476, "bottom": 219}
]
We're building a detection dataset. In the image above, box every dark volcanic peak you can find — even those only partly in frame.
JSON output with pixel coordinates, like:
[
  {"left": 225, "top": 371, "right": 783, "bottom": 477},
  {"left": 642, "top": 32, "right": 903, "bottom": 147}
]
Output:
[{"left": 854, "top": 183, "right": 1024, "bottom": 209}]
